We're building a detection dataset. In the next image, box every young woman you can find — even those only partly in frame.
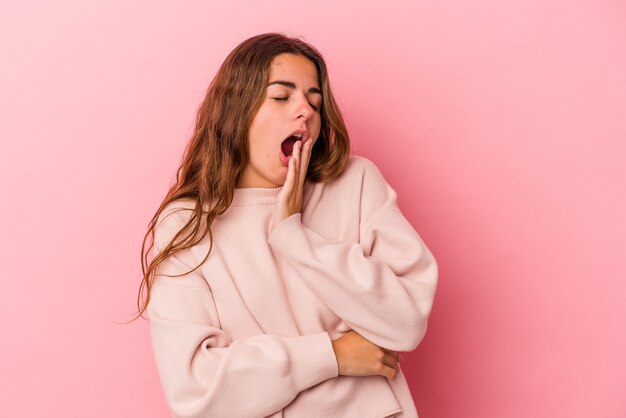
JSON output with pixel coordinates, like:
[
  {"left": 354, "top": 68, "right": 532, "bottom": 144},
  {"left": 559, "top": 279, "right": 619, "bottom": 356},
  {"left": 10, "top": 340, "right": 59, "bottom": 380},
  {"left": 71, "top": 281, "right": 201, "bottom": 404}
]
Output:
[{"left": 137, "top": 33, "right": 438, "bottom": 418}]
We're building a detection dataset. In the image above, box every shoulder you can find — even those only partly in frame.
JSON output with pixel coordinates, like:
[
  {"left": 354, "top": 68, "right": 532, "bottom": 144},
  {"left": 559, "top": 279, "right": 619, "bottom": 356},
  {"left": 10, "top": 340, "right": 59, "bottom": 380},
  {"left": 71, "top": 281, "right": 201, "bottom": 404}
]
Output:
[
  {"left": 344, "top": 154, "right": 383, "bottom": 177},
  {"left": 340, "top": 155, "right": 390, "bottom": 191},
  {"left": 324, "top": 154, "right": 388, "bottom": 190},
  {"left": 154, "top": 198, "right": 197, "bottom": 253},
  {"left": 341, "top": 154, "right": 397, "bottom": 209},
  {"left": 158, "top": 199, "right": 196, "bottom": 225},
  {"left": 311, "top": 154, "right": 398, "bottom": 231}
]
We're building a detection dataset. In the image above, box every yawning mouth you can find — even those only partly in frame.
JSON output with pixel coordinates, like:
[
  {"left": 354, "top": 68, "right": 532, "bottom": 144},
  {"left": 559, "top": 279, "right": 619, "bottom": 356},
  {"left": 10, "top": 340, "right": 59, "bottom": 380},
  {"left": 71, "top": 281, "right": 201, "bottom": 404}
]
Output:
[{"left": 280, "top": 129, "right": 310, "bottom": 157}]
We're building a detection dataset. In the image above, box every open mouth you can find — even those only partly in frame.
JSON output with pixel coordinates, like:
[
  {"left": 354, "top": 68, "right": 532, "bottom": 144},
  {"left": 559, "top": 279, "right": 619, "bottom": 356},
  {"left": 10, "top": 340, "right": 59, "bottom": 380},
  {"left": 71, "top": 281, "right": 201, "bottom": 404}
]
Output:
[
  {"left": 280, "top": 130, "right": 309, "bottom": 157},
  {"left": 281, "top": 134, "right": 301, "bottom": 157}
]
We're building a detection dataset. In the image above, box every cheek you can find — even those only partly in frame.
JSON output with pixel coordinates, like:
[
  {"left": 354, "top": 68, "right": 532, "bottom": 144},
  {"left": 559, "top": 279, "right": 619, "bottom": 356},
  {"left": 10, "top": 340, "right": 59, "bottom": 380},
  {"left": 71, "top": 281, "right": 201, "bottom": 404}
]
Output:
[
  {"left": 250, "top": 107, "right": 275, "bottom": 136},
  {"left": 248, "top": 114, "right": 267, "bottom": 146},
  {"left": 248, "top": 112, "right": 278, "bottom": 159},
  {"left": 313, "top": 118, "right": 322, "bottom": 140}
]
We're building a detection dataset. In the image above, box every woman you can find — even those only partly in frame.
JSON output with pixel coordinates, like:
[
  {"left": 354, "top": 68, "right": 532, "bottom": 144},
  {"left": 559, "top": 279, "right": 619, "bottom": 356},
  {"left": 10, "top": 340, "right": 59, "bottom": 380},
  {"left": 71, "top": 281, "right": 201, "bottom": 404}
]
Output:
[{"left": 137, "top": 32, "right": 438, "bottom": 418}]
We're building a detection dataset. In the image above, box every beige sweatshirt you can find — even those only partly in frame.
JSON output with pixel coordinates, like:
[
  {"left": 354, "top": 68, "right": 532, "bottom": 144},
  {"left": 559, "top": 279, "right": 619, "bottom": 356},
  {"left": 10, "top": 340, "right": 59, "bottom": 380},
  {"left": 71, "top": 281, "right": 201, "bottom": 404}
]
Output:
[{"left": 147, "top": 155, "right": 438, "bottom": 418}]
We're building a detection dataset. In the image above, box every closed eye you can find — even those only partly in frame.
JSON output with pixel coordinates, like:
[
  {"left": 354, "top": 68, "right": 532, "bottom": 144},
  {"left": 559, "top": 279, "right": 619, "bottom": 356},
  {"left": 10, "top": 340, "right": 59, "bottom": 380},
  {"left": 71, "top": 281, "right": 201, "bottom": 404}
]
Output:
[{"left": 272, "top": 97, "right": 319, "bottom": 112}]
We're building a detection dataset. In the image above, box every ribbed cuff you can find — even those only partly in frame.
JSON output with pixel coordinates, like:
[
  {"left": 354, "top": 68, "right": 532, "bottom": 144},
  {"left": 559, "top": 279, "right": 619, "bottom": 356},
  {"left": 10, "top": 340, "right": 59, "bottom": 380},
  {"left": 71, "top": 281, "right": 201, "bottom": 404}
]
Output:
[
  {"left": 285, "top": 331, "right": 339, "bottom": 392},
  {"left": 268, "top": 212, "right": 302, "bottom": 248}
]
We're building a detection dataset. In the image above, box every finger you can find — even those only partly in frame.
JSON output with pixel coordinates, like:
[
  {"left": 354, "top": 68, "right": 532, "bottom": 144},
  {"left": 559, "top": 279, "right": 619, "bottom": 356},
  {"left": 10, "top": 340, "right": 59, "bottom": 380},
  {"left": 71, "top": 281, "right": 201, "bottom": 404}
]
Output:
[
  {"left": 293, "top": 141, "right": 300, "bottom": 193},
  {"left": 382, "top": 352, "right": 399, "bottom": 370},
  {"left": 381, "top": 364, "right": 398, "bottom": 380},
  {"left": 298, "top": 139, "right": 312, "bottom": 188},
  {"left": 382, "top": 348, "right": 401, "bottom": 362},
  {"left": 296, "top": 141, "right": 302, "bottom": 174},
  {"left": 284, "top": 149, "right": 296, "bottom": 192}
]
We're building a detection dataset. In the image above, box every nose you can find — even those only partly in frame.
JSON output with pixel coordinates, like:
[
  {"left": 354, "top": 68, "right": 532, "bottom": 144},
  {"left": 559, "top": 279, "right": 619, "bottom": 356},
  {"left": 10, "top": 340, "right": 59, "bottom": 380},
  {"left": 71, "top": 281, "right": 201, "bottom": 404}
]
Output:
[{"left": 295, "top": 95, "right": 313, "bottom": 121}]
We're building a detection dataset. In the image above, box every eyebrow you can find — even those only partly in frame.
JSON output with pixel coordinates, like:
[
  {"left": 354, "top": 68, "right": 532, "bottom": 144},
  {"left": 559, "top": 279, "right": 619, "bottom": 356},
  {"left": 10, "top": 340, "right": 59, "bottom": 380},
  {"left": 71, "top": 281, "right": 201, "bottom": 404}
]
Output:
[{"left": 267, "top": 80, "right": 322, "bottom": 95}]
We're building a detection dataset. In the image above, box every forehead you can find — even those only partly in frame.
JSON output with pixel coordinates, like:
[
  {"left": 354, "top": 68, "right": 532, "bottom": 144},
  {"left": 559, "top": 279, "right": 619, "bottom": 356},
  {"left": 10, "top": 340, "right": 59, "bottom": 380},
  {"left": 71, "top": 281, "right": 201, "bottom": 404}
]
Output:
[{"left": 268, "top": 53, "right": 319, "bottom": 86}]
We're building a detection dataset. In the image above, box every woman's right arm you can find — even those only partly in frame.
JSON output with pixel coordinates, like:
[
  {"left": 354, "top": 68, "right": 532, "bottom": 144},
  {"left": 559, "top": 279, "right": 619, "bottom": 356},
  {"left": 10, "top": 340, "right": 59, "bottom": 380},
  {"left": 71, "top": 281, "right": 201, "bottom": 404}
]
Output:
[{"left": 148, "top": 209, "right": 339, "bottom": 418}]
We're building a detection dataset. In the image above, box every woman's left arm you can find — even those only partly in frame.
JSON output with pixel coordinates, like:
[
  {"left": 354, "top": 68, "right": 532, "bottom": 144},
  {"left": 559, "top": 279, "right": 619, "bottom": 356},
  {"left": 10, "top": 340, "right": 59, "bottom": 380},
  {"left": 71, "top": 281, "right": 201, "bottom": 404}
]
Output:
[{"left": 268, "top": 159, "right": 438, "bottom": 353}]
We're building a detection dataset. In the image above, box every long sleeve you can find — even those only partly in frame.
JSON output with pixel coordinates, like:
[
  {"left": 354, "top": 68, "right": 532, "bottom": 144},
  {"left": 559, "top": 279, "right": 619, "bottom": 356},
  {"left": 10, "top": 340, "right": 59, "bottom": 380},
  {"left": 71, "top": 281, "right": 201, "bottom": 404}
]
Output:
[
  {"left": 267, "top": 161, "right": 438, "bottom": 353},
  {"left": 147, "top": 206, "right": 339, "bottom": 418}
]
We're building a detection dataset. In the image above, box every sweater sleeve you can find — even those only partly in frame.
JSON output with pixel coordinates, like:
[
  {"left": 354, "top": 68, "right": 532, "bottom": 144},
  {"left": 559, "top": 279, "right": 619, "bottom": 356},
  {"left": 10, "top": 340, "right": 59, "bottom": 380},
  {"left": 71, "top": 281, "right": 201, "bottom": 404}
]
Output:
[
  {"left": 267, "top": 160, "right": 438, "bottom": 353},
  {"left": 147, "top": 205, "right": 339, "bottom": 418}
]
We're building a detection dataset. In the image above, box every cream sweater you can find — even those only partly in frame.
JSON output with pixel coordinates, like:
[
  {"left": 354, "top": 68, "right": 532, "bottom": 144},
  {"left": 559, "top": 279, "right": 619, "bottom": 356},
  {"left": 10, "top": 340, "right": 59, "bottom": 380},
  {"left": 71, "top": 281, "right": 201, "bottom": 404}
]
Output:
[{"left": 147, "top": 155, "right": 438, "bottom": 418}]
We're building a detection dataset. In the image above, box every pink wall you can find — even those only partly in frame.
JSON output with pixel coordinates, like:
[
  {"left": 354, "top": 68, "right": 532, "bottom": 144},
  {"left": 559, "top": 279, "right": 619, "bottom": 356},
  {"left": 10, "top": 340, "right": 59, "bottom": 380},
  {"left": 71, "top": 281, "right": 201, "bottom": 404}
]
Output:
[{"left": 1, "top": 1, "right": 624, "bottom": 417}]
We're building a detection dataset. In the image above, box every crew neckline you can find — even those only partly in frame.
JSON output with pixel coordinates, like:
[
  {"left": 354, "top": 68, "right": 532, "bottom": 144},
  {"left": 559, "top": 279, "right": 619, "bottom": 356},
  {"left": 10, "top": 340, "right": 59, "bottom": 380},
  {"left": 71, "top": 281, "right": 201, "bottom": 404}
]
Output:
[{"left": 231, "top": 185, "right": 283, "bottom": 206}]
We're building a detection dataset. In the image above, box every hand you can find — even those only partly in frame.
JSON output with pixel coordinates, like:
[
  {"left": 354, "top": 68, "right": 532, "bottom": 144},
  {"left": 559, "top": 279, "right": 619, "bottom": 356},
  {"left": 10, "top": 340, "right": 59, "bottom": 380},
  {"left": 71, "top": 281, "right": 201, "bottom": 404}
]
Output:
[
  {"left": 331, "top": 330, "right": 403, "bottom": 381},
  {"left": 270, "top": 139, "right": 313, "bottom": 233}
]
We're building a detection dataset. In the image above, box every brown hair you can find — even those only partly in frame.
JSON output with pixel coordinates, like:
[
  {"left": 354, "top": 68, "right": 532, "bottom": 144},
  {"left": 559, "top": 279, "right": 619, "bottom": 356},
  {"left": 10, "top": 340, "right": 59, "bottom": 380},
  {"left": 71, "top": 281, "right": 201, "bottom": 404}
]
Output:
[{"left": 128, "top": 32, "right": 351, "bottom": 322}]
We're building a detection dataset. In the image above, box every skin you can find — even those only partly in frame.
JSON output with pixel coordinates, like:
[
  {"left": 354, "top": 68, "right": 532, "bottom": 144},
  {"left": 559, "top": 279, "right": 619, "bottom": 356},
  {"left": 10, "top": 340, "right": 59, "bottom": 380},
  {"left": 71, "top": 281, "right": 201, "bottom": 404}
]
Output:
[{"left": 242, "top": 52, "right": 402, "bottom": 381}]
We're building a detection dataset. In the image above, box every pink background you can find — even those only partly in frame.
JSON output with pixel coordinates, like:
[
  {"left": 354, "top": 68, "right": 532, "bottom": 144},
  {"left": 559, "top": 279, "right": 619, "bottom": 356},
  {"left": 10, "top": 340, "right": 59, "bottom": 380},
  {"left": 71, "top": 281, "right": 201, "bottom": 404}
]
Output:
[{"left": 1, "top": 1, "right": 625, "bottom": 417}]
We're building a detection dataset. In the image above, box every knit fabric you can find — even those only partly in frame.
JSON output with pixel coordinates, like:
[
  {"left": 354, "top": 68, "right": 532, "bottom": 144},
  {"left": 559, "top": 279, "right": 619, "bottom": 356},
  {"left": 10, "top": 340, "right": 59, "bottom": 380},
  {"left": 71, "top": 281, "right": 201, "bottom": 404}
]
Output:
[{"left": 147, "top": 155, "right": 438, "bottom": 418}]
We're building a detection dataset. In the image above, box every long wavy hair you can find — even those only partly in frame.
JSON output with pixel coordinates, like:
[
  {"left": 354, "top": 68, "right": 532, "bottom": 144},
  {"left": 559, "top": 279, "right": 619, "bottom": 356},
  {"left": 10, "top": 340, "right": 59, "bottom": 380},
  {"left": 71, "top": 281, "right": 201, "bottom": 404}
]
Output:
[{"left": 128, "top": 33, "right": 351, "bottom": 322}]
